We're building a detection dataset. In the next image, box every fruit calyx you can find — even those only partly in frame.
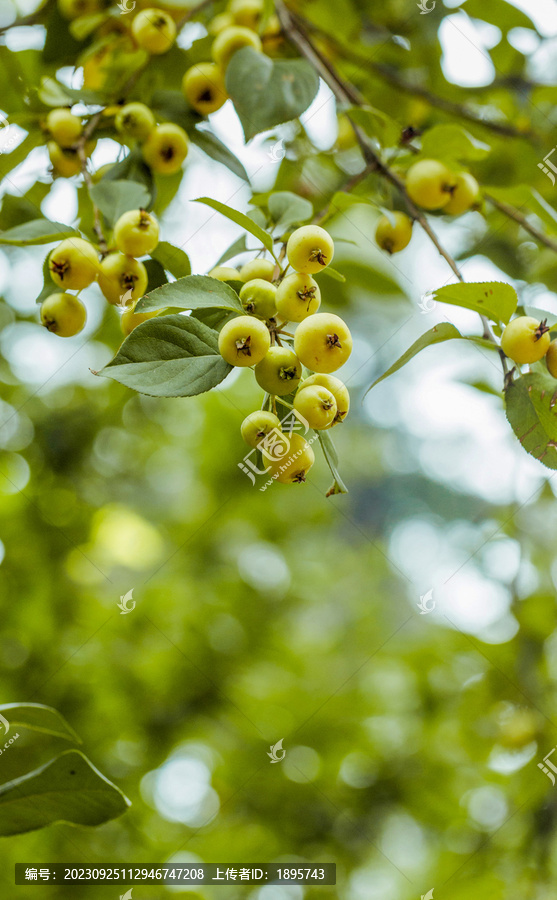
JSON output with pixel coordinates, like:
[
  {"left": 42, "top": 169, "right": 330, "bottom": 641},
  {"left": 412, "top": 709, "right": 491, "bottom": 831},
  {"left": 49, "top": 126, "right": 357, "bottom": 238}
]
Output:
[
  {"left": 535, "top": 319, "right": 550, "bottom": 341},
  {"left": 326, "top": 332, "right": 342, "bottom": 348},
  {"left": 309, "top": 248, "right": 327, "bottom": 266},
  {"left": 235, "top": 335, "right": 252, "bottom": 356}
]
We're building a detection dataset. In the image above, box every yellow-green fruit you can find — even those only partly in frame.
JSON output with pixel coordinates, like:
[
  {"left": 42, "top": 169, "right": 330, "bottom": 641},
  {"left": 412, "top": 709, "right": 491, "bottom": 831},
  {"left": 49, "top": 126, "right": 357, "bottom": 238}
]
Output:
[
  {"left": 58, "top": 0, "right": 102, "bottom": 20},
  {"left": 443, "top": 172, "right": 481, "bottom": 216},
  {"left": 267, "top": 433, "right": 315, "bottom": 484},
  {"left": 375, "top": 212, "right": 413, "bottom": 254},
  {"left": 293, "top": 384, "right": 336, "bottom": 429},
  {"left": 261, "top": 14, "right": 283, "bottom": 53},
  {"left": 211, "top": 26, "right": 262, "bottom": 70},
  {"left": 209, "top": 266, "right": 243, "bottom": 282},
  {"left": 239, "top": 258, "right": 275, "bottom": 282},
  {"left": 91, "top": 163, "right": 114, "bottom": 183},
  {"left": 240, "top": 410, "right": 281, "bottom": 448},
  {"left": 229, "top": 0, "right": 263, "bottom": 29},
  {"left": 182, "top": 63, "right": 228, "bottom": 116},
  {"left": 115, "top": 102, "right": 156, "bottom": 141},
  {"left": 46, "top": 108, "right": 83, "bottom": 148},
  {"left": 49, "top": 238, "right": 99, "bottom": 290},
  {"left": 406, "top": 159, "right": 456, "bottom": 210},
  {"left": 498, "top": 709, "right": 539, "bottom": 749},
  {"left": 48, "top": 143, "right": 81, "bottom": 177},
  {"left": 131, "top": 8, "right": 176, "bottom": 54},
  {"left": 336, "top": 115, "right": 356, "bottom": 151},
  {"left": 501, "top": 316, "right": 550, "bottom": 365},
  {"left": 275, "top": 272, "right": 321, "bottom": 322},
  {"left": 208, "top": 12, "right": 234, "bottom": 35},
  {"left": 98, "top": 253, "right": 148, "bottom": 306},
  {"left": 254, "top": 346, "right": 302, "bottom": 395},
  {"left": 298, "top": 373, "right": 349, "bottom": 426},
  {"left": 121, "top": 307, "right": 159, "bottom": 335},
  {"left": 113, "top": 209, "right": 159, "bottom": 257},
  {"left": 40, "top": 292, "right": 87, "bottom": 337},
  {"left": 141, "top": 123, "right": 189, "bottom": 174},
  {"left": 547, "top": 340, "right": 557, "bottom": 378},
  {"left": 239, "top": 279, "right": 277, "bottom": 319},
  {"left": 218, "top": 314, "right": 270, "bottom": 366},
  {"left": 294, "top": 312, "right": 352, "bottom": 374},
  {"left": 286, "top": 225, "right": 334, "bottom": 275}
]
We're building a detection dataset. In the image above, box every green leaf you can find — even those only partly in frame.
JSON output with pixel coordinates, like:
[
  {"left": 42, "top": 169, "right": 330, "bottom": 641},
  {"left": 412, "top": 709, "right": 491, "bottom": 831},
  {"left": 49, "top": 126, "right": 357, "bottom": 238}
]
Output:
[
  {"left": 150, "top": 89, "right": 199, "bottom": 133},
  {"left": 144, "top": 258, "right": 168, "bottom": 293},
  {"left": 225, "top": 47, "right": 320, "bottom": 141},
  {"left": 345, "top": 105, "right": 400, "bottom": 148},
  {"left": 99, "top": 314, "right": 233, "bottom": 397},
  {"left": 319, "top": 266, "right": 346, "bottom": 283},
  {"left": 317, "top": 431, "right": 349, "bottom": 496},
  {"left": 506, "top": 372, "right": 557, "bottom": 469},
  {"left": 0, "top": 704, "right": 80, "bottom": 743},
  {"left": 431, "top": 281, "right": 517, "bottom": 324},
  {"left": 194, "top": 197, "right": 274, "bottom": 253},
  {"left": 150, "top": 241, "right": 191, "bottom": 279},
  {"left": 190, "top": 130, "right": 249, "bottom": 181},
  {"left": 89, "top": 180, "right": 151, "bottom": 226},
  {"left": 214, "top": 235, "right": 248, "bottom": 267},
  {"left": 0, "top": 219, "right": 78, "bottom": 246},
  {"left": 135, "top": 275, "right": 243, "bottom": 314},
  {"left": 365, "top": 323, "right": 496, "bottom": 393},
  {"left": 0, "top": 750, "right": 130, "bottom": 836},
  {"left": 420, "top": 125, "right": 491, "bottom": 162},
  {"left": 191, "top": 308, "right": 237, "bottom": 330},
  {"left": 99, "top": 149, "right": 154, "bottom": 192},
  {"left": 36, "top": 253, "right": 59, "bottom": 305},
  {"left": 268, "top": 191, "right": 313, "bottom": 232}
]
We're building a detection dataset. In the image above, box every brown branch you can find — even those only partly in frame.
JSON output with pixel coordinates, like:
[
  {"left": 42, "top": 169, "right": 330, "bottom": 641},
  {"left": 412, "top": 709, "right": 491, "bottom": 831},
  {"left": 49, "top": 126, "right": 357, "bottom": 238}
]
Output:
[
  {"left": 485, "top": 194, "right": 557, "bottom": 254},
  {"left": 75, "top": 112, "right": 108, "bottom": 256}
]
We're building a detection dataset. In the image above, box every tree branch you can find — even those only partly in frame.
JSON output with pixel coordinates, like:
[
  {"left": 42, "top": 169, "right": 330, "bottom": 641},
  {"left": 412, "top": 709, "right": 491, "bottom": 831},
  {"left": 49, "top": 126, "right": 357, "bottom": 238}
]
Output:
[
  {"left": 75, "top": 112, "right": 107, "bottom": 256},
  {"left": 485, "top": 194, "right": 557, "bottom": 254}
]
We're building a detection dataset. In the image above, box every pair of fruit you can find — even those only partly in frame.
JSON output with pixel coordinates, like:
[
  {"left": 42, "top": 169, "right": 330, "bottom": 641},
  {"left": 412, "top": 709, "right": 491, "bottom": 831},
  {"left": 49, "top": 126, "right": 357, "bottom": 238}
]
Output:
[
  {"left": 500, "top": 316, "right": 557, "bottom": 375},
  {"left": 113, "top": 102, "right": 189, "bottom": 174},
  {"left": 240, "top": 412, "right": 315, "bottom": 483},
  {"left": 405, "top": 159, "right": 480, "bottom": 215}
]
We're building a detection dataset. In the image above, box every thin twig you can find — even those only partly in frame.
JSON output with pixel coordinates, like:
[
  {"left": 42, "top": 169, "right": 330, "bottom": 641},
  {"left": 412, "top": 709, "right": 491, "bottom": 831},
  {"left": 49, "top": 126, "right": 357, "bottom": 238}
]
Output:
[
  {"left": 75, "top": 112, "right": 107, "bottom": 255},
  {"left": 485, "top": 194, "right": 557, "bottom": 254}
]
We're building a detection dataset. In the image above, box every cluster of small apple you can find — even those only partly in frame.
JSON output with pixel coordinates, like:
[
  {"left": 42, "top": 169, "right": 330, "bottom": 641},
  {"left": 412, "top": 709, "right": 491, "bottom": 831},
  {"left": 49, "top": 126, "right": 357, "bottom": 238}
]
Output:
[
  {"left": 40, "top": 208, "right": 160, "bottom": 336},
  {"left": 373, "top": 159, "right": 481, "bottom": 255},
  {"left": 212, "top": 225, "right": 352, "bottom": 485}
]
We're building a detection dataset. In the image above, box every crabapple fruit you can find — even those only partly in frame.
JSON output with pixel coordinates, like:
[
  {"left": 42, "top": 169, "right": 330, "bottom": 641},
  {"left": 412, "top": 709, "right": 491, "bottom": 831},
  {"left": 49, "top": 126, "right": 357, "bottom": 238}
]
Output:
[
  {"left": 293, "top": 384, "right": 337, "bottom": 429},
  {"left": 218, "top": 315, "right": 270, "bottom": 366},
  {"left": 501, "top": 316, "right": 550, "bottom": 365},
  {"left": 375, "top": 212, "right": 413, "bottom": 254},
  {"left": 286, "top": 225, "right": 334, "bottom": 275},
  {"left": 98, "top": 253, "right": 148, "bottom": 306},
  {"left": 240, "top": 410, "right": 281, "bottom": 448},
  {"left": 121, "top": 307, "right": 159, "bottom": 336},
  {"left": 211, "top": 26, "right": 262, "bottom": 70},
  {"left": 229, "top": 0, "right": 263, "bottom": 29},
  {"left": 49, "top": 238, "right": 99, "bottom": 290},
  {"left": 131, "top": 8, "right": 176, "bottom": 54},
  {"left": 443, "top": 172, "right": 481, "bottom": 216},
  {"left": 294, "top": 313, "right": 352, "bottom": 373},
  {"left": 239, "top": 279, "right": 277, "bottom": 319},
  {"left": 254, "top": 346, "right": 302, "bottom": 395},
  {"left": 406, "top": 159, "right": 456, "bottom": 210},
  {"left": 141, "top": 123, "right": 189, "bottom": 174},
  {"left": 239, "top": 258, "right": 275, "bottom": 282},
  {"left": 547, "top": 340, "right": 557, "bottom": 378},
  {"left": 275, "top": 272, "right": 321, "bottom": 322},
  {"left": 57, "top": 0, "right": 102, "bottom": 20},
  {"left": 267, "top": 433, "right": 315, "bottom": 483},
  {"left": 182, "top": 63, "right": 228, "bottom": 115},
  {"left": 297, "top": 373, "right": 349, "bottom": 426},
  {"left": 40, "top": 292, "right": 87, "bottom": 337},
  {"left": 113, "top": 209, "right": 159, "bottom": 257},
  {"left": 46, "top": 108, "right": 82, "bottom": 148},
  {"left": 115, "top": 102, "right": 156, "bottom": 141},
  {"left": 208, "top": 266, "right": 243, "bottom": 281}
]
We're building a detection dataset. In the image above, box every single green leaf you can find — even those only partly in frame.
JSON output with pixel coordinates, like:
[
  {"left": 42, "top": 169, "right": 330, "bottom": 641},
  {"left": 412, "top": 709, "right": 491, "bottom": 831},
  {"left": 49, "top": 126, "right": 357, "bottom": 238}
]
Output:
[
  {"left": 144, "top": 258, "right": 168, "bottom": 293},
  {"left": 190, "top": 130, "right": 249, "bottom": 181},
  {"left": 268, "top": 191, "right": 313, "bottom": 232},
  {"left": 431, "top": 281, "right": 517, "bottom": 324},
  {"left": 0, "top": 219, "right": 78, "bottom": 246},
  {"left": 345, "top": 105, "right": 400, "bottom": 148},
  {"left": 0, "top": 704, "right": 80, "bottom": 743},
  {"left": 191, "top": 308, "right": 237, "bottom": 330},
  {"left": 36, "top": 253, "right": 58, "bottom": 305},
  {"left": 0, "top": 750, "right": 130, "bottom": 836},
  {"left": 420, "top": 125, "right": 491, "bottom": 162},
  {"left": 99, "top": 314, "right": 233, "bottom": 397},
  {"left": 99, "top": 149, "right": 154, "bottom": 192},
  {"left": 506, "top": 372, "right": 557, "bottom": 469},
  {"left": 214, "top": 235, "right": 248, "bottom": 267},
  {"left": 366, "top": 323, "right": 493, "bottom": 393},
  {"left": 317, "top": 431, "right": 349, "bottom": 496},
  {"left": 319, "top": 266, "right": 346, "bottom": 283},
  {"left": 89, "top": 180, "right": 151, "bottom": 226},
  {"left": 150, "top": 241, "right": 191, "bottom": 279},
  {"left": 194, "top": 197, "right": 274, "bottom": 252},
  {"left": 225, "top": 47, "right": 320, "bottom": 141},
  {"left": 135, "top": 275, "right": 243, "bottom": 314}
]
